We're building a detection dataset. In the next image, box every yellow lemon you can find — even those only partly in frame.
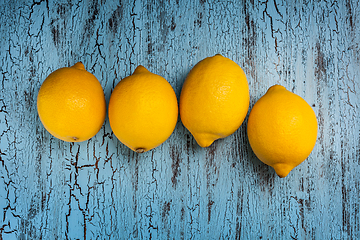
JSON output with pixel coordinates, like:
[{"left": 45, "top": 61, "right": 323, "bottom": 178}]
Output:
[
  {"left": 37, "top": 62, "right": 106, "bottom": 142},
  {"left": 108, "top": 65, "right": 178, "bottom": 153},
  {"left": 179, "top": 54, "right": 249, "bottom": 147},
  {"left": 247, "top": 85, "right": 318, "bottom": 178}
]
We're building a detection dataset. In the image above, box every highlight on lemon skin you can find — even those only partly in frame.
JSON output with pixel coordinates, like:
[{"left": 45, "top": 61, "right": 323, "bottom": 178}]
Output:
[
  {"left": 247, "top": 84, "right": 318, "bottom": 178},
  {"left": 37, "top": 62, "right": 106, "bottom": 142},
  {"left": 179, "top": 54, "right": 250, "bottom": 148},
  {"left": 108, "top": 65, "right": 178, "bottom": 153}
]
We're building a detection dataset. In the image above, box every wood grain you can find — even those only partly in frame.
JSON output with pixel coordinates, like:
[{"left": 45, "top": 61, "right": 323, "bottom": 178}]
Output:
[{"left": 0, "top": 0, "right": 359, "bottom": 239}]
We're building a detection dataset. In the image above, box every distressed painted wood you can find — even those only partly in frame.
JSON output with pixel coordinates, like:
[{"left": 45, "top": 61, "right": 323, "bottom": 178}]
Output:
[{"left": 1, "top": 0, "right": 359, "bottom": 239}]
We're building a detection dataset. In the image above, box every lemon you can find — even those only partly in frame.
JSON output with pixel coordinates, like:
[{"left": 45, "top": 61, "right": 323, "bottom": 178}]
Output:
[
  {"left": 37, "top": 62, "right": 106, "bottom": 142},
  {"left": 108, "top": 65, "right": 178, "bottom": 153},
  {"left": 179, "top": 54, "right": 249, "bottom": 147},
  {"left": 247, "top": 85, "right": 318, "bottom": 178}
]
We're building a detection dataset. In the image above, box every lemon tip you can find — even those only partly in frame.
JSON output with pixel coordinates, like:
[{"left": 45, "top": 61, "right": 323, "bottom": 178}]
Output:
[
  {"left": 72, "top": 62, "right": 85, "bottom": 70},
  {"left": 272, "top": 163, "right": 294, "bottom": 178},
  {"left": 133, "top": 65, "right": 149, "bottom": 74},
  {"left": 135, "top": 148, "right": 146, "bottom": 153},
  {"left": 192, "top": 133, "right": 218, "bottom": 148}
]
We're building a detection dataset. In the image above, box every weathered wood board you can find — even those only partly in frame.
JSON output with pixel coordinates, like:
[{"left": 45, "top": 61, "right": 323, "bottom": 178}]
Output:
[{"left": 0, "top": 0, "right": 359, "bottom": 239}]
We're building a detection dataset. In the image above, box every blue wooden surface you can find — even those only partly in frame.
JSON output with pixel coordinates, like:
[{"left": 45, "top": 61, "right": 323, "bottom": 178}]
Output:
[{"left": 0, "top": 0, "right": 359, "bottom": 239}]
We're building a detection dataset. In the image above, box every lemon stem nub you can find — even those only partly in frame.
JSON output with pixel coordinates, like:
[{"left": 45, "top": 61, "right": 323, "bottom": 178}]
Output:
[
  {"left": 272, "top": 163, "right": 293, "bottom": 178},
  {"left": 72, "top": 137, "right": 79, "bottom": 141},
  {"left": 135, "top": 148, "right": 145, "bottom": 153},
  {"left": 133, "top": 65, "right": 149, "bottom": 74},
  {"left": 72, "top": 62, "right": 85, "bottom": 70}
]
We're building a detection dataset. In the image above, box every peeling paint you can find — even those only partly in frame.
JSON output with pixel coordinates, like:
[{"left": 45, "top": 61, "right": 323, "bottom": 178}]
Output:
[{"left": 0, "top": 0, "right": 359, "bottom": 239}]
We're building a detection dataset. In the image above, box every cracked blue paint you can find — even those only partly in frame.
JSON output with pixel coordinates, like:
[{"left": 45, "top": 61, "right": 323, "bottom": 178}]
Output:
[{"left": 0, "top": 0, "right": 359, "bottom": 239}]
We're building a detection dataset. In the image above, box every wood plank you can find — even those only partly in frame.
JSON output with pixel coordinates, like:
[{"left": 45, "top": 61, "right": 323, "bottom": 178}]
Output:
[{"left": 0, "top": 0, "right": 359, "bottom": 239}]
